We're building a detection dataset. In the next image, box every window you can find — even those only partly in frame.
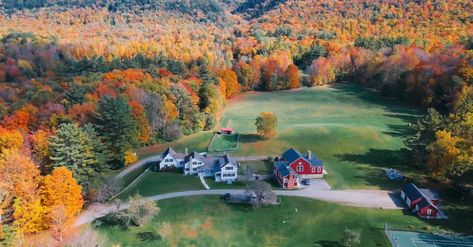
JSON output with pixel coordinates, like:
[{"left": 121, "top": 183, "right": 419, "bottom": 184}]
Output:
[
  {"left": 204, "top": 169, "right": 209, "bottom": 173},
  {"left": 427, "top": 209, "right": 432, "bottom": 215},
  {"left": 296, "top": 165, "right": 304, "bottom": 172},
  {"left": 165, "top": 159, "right": 173, "bottom": 162},
  {"left": 185, "top": 168, "right": 189, "bottom": 171},
  {"left": 192, "top": 168, "right": 197, "bottom": 171},
  {"left": 311, "top": 167, "right": 316, "bottom": 172},
  {"left": 225, "top": 166, "right": 234, "bottom": 170}
]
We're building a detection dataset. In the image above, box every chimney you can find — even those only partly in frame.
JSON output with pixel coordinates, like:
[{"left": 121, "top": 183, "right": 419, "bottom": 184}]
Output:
[
  {"left": 307, "top": 150, "right": 312, "bottom": 159},
  {"left": 185, "top": 148, "right": 188, "bottom": 155}
]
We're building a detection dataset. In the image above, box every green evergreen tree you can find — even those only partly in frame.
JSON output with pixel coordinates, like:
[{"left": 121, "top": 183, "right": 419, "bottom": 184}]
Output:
[
  {"left": 93, "top": 96, "right": 139, "bottom": 168},
  {"left": 48, "top": 123, "right": 96, "bottom": 184},
  {"left": 82, "top": 123, "right": 113, "bottom": 172}
]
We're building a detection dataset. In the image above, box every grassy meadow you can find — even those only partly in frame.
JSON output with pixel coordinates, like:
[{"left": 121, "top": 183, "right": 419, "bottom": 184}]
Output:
[
  {"left": 134, "top": 84, "right": 422, "bottom": 190},
  {"left": 208, "top": 133, "right": 239, "bottom": 152},
  {"left": 102, "top": 85, "right": 473, "bottom": 246},
  {"left": 98, "top": 196, "right": 432, "bottom": 247}
]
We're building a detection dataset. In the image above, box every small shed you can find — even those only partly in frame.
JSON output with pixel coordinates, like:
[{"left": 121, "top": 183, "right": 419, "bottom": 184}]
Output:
[{"left": 220, "top": 127, "right": 234, "bottom": 135}]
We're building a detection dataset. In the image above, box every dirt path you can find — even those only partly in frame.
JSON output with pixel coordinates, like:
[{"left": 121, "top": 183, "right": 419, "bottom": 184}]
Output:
[
  {"left": 114, "top": 154, "right": 162, "bottom": 179},
  {"left": 74, "top": 188, "right": 402, "bottom": 227}
]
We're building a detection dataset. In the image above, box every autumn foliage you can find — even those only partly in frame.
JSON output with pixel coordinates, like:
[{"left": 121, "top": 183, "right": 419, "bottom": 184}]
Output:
[
  {"left": 40, "top": 167, "right": 84, "bottom": 220},
  {"left": 0, "top": 0, "right": 472, "bottom": 241}
]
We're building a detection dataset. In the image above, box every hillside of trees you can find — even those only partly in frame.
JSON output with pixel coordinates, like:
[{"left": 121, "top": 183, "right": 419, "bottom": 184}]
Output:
[{"left": 0, "top": 0, "right": 472, "bottom": 244}]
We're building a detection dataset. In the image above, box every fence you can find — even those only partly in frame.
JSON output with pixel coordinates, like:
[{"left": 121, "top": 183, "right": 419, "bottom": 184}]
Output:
[
  {"left": 384, "top": 223, "right": 400, "bottom": 247},
  {"left": 234, "top": 156, "right": 271, "bottom": 161},
  {"left": 237, "top": 174, "right": 274, "bottom": 181}
]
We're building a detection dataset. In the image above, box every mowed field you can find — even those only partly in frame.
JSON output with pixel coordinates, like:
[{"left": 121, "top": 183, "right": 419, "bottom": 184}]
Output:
[
  {"left": 136, "top": 84, "right": 422, "bottom": 190},
  {"left": 101, "top": 85, "right": 473, "bottom": 246},
  {"left": 98, "top": 196, "right": 431, "bottom": 247}
]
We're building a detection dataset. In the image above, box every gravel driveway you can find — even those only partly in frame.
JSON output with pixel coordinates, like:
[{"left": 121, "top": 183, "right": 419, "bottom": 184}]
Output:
[{"left": 75, "top": 187, "right": 402, "bottom": 227}]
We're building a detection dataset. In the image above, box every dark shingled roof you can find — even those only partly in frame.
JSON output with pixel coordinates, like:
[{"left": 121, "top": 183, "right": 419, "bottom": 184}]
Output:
[
  {"left": 402, "top": 183, "right": 424, "bottom": 201},
  {"left": 214, "top": 154, "right": 238, "bottom": 172},
  {"left": 274, "top": 161, "right": 291, "bottom": 177},
  {"left": 419, "top": 189, "right": 440, "bottom": 201},
  {"left": 416, "top": 197, "right": 440, "bottom": 213},
  {"left": 403, "top": 183, "right": 441, "bottom": 202},
  {"left": 217, "top": 154, "right": 237, "bottom": 168},
  {"left": 281, "top": 148, "right": 324, "bottom": 167},
  {"left": 160, "top": 147, "right": 186, "bottom": 160},
  {"left": 308, "top": 158, "right": 324, "bottom": 167},
  {"left": 282, "top": 148, "right": 303, "bottom": 163},
  {"left": 161, "top": 147, "right": 177, "bottom": 159},
  {"left": 184, "top": 151, "right": 206, "bottom": 163}
]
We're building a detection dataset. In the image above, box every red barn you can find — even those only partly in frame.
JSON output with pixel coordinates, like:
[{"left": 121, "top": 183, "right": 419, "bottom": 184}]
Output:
[
  {"left": 401, "top": 183, "right": 440, "bottom": 208},
  {"left": 281, "top": 148, "right": 324, "bottom": 178},
  {"left": 273, "top": 148, "right": 325, "bottom": 189},
  {"left": 401, "top": 183, "right": 446, "bottom": 219}
]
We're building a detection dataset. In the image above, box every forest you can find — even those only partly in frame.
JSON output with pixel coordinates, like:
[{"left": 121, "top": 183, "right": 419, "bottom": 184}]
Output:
[{"left": 0, "top": 0, "right": 472, "bottom": 245}]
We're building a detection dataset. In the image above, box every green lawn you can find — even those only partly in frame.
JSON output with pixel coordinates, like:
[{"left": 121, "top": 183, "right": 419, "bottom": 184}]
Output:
[
  {"left": 98, "top": 196, "right": 432, "bottom": 247},
  {"left": 118, "top": 170, "right": 205, "bottom": 199},
  {"left": 136, "top": 84, "right": 422, "bottom": 190},
  {"left": 208, "top": 133, "right": 239, "bottom": 152},
  {"left": 238, "top": 160, "right": 273, "bottom": 174},
  {"left": 120, "top": 162, "right": 153, "bottom": 186},
  {"left": 219, "top": 85, "right": 422, "bottom": 190}
]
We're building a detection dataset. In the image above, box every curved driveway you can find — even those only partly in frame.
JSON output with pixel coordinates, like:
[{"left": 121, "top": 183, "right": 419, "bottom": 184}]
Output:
[{"left": 74, "top": 188, "right": 402, "bottom": 227}]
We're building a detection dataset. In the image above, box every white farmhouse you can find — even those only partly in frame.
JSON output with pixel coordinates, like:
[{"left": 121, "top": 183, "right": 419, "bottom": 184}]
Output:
[
  {"left": 158, "top": 147, "right": 186, "bottom": 170},
  {"left": 157, "top": 147, "right": 239, "bottom": 182}
]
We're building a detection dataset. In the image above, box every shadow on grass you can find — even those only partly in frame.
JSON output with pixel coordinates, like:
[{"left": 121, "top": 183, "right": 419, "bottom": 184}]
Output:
[
  {"left": 388, "top": 192, "right": 407, "bottom": 208},
  {"left": 331, "top": 84, "right": 423, "bottom": 116},
  {"left": 335, "top": 148, "right": 411, "bottom": 170},
  {"left": 238, "top": 134, "right": 264, "bottom": 143},
  {"left": 313, "top": 240, "right": 342, "bottom": 247},
  {"left": 335, "top": 148, "right": 415, "bottom": 190},
  {"left": 136, "top": 231, "right": 162, "bottom": 242},
  {"left": 382, "top": 124, "right": 413, "bottom": 138}
]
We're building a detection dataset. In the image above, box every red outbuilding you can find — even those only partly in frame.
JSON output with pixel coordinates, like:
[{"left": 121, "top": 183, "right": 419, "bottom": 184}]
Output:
[{"left": 220, "top": 127, "right": 233, "bottom": 135}]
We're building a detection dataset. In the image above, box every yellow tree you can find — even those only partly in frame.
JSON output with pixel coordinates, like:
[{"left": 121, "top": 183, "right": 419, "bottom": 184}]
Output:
[
  {"left": 286, "top": 64, "right": 300, "bottom": 89},
  {"left": 427, "top": 130, "right": 461, "bottom": 178},
  {"left": 255, "top": 112, "right": 278, "bottom": 139},
  {"left": 218, "top": 69, "right": 240, "bottom": 98},
  {"left": 0, "top": 127, "right": 23, "bottom": 154},
  {"left": 12, "top": 197, "right": 45, "bottom": 235},
  {"left": 0, "top": 151, "right": 41, "bottom": 225},
  {"left": 40, "top": 167, "right": 84, "bottom": 222}
]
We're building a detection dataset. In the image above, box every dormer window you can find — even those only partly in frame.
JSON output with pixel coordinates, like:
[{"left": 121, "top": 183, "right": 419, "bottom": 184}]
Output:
[{"left": 225, "top": 166, "right": 234, "bottom": 170}]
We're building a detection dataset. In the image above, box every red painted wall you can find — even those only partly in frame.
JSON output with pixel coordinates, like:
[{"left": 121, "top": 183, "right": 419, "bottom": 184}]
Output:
[
  {"left": 289, "top": 157, "right": 323, "bottom": 175},
  {"left": 410, "top": 198, "right": 423, "bottom": 208},
  {"left": 274, "top": 169, "right": 298, "bottom": 189},
  {"left": 418, "top": 205, "right": 438, "bottom": 217}
]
